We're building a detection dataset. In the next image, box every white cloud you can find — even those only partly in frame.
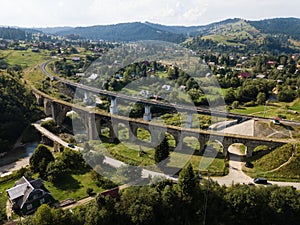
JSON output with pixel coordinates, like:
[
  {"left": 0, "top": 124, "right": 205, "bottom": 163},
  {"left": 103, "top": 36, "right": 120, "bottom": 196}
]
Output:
[{"left": 0, "top": 0, "right": 298, "bottom": 27}]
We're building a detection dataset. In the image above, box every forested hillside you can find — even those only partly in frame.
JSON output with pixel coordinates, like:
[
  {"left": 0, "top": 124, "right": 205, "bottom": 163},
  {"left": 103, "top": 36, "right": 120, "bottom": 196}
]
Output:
[
  {"left": 0, "top": 27, "right": 27, "bottom": 40},
  {"left": 249, "top": 18, "right": 300, "bottom": 40},
  {"left": 0, "top": 72, "right": 40, "bottom": 153}
]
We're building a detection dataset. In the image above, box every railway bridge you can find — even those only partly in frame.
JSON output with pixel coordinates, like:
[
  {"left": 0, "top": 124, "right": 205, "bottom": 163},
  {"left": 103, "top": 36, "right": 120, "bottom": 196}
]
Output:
[{"left": 32, "top": 87, "right": 289, "bottom": 158}]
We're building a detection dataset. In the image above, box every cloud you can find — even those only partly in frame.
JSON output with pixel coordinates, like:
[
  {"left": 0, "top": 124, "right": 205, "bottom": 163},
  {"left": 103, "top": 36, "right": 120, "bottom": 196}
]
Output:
[{"left": 0, "top": 0, "right": 299, "bottom": 27}]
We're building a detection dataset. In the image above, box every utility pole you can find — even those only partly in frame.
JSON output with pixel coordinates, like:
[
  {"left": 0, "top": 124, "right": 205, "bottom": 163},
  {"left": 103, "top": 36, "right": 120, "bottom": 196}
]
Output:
[{"left": 203, "top": 170, "right": 210, "bottom": 225}]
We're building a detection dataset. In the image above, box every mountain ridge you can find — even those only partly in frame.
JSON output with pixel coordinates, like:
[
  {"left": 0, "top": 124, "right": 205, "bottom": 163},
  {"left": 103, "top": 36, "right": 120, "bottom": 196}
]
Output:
[
  {"left": 37, "top": 17, "right": 300, "bottom": 42},
  {"left": 1, "top": 17, "right": 300, "bottom": 45}
]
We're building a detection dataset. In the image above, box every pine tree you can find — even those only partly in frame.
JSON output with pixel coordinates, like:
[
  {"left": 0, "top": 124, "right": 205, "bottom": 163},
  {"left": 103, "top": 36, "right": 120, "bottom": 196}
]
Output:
[{"left": 177, "top": 163, "right": 197, "bottom": 197}]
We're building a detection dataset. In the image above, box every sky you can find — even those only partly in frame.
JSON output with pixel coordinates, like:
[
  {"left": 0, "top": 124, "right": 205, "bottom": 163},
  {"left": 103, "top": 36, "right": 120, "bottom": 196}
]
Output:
[{"left": 0, "top": 0, "right": 299, "bottom": 27}]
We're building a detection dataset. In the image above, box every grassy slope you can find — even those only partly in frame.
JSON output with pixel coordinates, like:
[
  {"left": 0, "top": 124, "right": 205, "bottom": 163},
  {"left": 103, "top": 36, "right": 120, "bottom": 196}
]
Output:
[
  {"left": 201, "top": 20, "right": 262, "bottom": 46},
  {"left": 244, "top": 144, "right": 300, "bottom": 181}
]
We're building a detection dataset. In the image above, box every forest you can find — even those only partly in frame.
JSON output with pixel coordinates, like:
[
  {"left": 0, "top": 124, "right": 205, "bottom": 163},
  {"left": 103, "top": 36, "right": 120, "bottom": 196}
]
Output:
[{"left": 0, "top": 70, "right": 41, "bottom": 153}]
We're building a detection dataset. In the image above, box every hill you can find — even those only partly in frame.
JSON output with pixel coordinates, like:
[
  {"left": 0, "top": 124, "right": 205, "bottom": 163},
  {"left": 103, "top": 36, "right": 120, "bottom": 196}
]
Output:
[
  {"left": 35, "top": 26, "right": 73, "bottom": 34},
  {"left": 185, "top": 18, "right": 300, "bottom": 54},
  {"left": 0, "top": 27, "right": 27, "bottom": 40},
  {"left": 55, "top": 22, "right": 186, "bottom": 43}
]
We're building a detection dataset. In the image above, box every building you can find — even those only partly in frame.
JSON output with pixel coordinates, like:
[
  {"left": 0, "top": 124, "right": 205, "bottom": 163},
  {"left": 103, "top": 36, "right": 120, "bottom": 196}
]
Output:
[
  {"left": 256, "top": 74, "right": 266, "bottom": 79},
  {"left": 140, "top": 90, "right": 153, "bottom": 98},
  {"left": 238, "top": 72, "right": 251, "bottom": 79},
  {"left": 72, "top": 57, "right": 81, "bottom": 62},
  {"left": 6, "top": 176, "right": 54, "bottom": 215},
  {"left": 277, "top": 65, "right": 284, "bottom": 70},
  {"left": 162, "top": 84, "right": 172, "bottom": 91}
]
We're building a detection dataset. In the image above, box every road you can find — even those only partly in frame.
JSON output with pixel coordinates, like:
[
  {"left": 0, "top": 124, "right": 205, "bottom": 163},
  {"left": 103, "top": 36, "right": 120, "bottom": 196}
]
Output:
[{"left": 32, "top": 118, "right": 82, "bottom": 151}]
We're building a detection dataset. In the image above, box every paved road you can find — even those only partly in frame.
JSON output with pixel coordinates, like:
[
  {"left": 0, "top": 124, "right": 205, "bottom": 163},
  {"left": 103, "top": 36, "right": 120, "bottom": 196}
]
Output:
[
  {"left": 212, "top": 145, "right": 255, "bottom": 186},
  {"left": 32, "top": 119, "right": 82, "bottom": 151}
]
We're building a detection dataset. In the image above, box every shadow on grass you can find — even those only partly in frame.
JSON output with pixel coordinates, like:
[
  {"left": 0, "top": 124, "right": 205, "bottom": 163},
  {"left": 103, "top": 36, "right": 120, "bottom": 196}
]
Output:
[
  {"left": 247, "top": 149, "right": 272, "bottom": 162},
  {"left": 53, "top": 173, "right": 82, "bottom": 191}
]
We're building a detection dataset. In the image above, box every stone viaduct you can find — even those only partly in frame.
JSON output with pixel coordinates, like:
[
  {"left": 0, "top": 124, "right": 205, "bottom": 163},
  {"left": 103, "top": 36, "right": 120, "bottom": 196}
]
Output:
[{"left": 32, "top": 88, "right": 290, "bottom": 157}]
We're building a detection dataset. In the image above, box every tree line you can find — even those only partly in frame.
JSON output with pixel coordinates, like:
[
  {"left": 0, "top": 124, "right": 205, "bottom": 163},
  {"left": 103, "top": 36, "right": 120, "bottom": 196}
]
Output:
[{"left": 19, "top": 163, "right": 300, "bottom": 225}]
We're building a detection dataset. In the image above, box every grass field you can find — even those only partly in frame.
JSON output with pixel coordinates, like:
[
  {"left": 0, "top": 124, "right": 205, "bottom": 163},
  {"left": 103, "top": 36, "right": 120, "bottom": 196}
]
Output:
[
  {"left": 230, "top": 98, "right": 300, "bottom": 121},
  {"left": 44, "top": 171, "right": 104, "bottom": 201},
  {"left": 0, "top": 49, "right": 50, "bottom": 68}
]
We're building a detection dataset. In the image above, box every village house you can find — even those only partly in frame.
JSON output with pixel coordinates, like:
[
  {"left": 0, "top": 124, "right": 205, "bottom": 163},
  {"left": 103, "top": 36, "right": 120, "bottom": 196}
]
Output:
[
  {"left": 238, "top": 72, "right": 251, "bottom": 79},
  {"left": 6, "top": 176, "right": 54, "bottom": 215}
]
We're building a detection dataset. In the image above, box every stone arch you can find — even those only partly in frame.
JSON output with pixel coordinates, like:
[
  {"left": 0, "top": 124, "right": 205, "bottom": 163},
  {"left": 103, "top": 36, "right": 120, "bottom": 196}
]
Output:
[
  {"left": 182, "top": 136, "right": 201, "bottom": 153},
  {"left": 136, "top": 127, "right": 151, "bottom": 143},
  {"left": 165, "top": 132, "right": 177, "bottom": 149},
  {"left": 117, "top": 122, "right": 129, "bottom": 141},
  {"left": 224, "top": 142, "right": 248, "bottom": 162},
  {"left": 208, "top": 139, "right": 223, "bottom": 153}
]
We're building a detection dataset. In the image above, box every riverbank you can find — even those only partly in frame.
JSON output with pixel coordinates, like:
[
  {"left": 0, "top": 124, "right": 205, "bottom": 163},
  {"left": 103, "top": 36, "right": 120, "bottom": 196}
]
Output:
[{"left": 0, "top": 142, "right": 38, "bottom": 177}]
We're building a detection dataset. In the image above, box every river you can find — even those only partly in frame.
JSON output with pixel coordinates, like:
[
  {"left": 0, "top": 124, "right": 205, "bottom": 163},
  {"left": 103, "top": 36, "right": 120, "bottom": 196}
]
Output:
[{"left": 0, "top": 142, "right": 39, "bottom": 177}]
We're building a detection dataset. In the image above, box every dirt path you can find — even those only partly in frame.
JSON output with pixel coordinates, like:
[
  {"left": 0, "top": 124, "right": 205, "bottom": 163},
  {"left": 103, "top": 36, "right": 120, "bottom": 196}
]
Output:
[
  {"left": 6, "top": 200, "right": 12, "bottom": 221},
  {"left": 265, "top": 153, "right": 294, "bottom": 173}
]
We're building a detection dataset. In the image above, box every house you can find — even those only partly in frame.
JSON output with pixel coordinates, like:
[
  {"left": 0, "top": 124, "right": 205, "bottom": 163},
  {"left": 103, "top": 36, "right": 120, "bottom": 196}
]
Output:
[
  {"left": 238, "top": 72, "right": 251, "bottom": 79},
  {"left": 87, "top": 73, "right": 99, "bottom": 80},
  {"left": 72, "top": 57, "right": 81, "bottom": 62},
  {"left": 6, "top": 176, "right": 54, "bottom": 215},
  {"left": 256, "top": 74, "right": 266, "bottom": 79},
  {"left": 140, "top": 90, "right": 153, "bottom": 98},
  {"left": 267, "top": 60, "right": 277, "bottom": 66},
  {"left": 31, "top": 48, "right": 40, "bottom": 53},
  {"left": 76, "top": 73, "right": 85, "bottom": 77},
  {"left": 277, "top": 65, "right": 284, "bottom": 70},
  {"left": 179, "top": 85, "right": 186, "bottom": 92},
  {"left": 162, "top": 84, "right": 172, "bottom": 91}
]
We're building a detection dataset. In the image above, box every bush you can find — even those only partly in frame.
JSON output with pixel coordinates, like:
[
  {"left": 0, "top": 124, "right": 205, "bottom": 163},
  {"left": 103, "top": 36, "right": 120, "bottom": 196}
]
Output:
[
  {"left": 41, "top": 119, "right": 60, "bottom": 134},
  {"left": 244, "top": 100, "right": 257, "bottom": 107},
  {"left": 86, "top": 187, "right": 94, "bottom": 196}
]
